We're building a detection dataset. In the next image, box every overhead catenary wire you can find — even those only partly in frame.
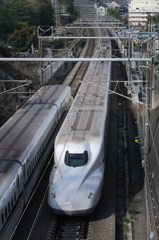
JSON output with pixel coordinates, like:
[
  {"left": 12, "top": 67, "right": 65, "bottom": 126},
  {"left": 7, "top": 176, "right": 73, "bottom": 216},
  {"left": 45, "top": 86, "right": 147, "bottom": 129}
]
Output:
[
  {"left": 0, "top": 32, "right": 38, "bottom": 66},
  {"left": 78, "top": 81, "right": 146, "bottom": 106},
  {"left": 82, "top": 80, "right": 147, "bottom": 82},
  {"left": 0, "top": 94, "right": 14, "bottom": 108},
  {"left": 0, "top": 83, "right": 31, "bottom": 95},
  {"left": 0, "top": 35, "right": 37, "bottom": 48}
]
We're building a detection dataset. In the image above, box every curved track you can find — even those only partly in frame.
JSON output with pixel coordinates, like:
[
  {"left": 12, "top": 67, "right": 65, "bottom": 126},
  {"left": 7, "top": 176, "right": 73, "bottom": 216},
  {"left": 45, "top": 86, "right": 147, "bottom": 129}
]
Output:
[
  {"left": 63, "top": 28, "right": 95, "bottom": 97},
  {"left": 11, "top": 28, "right": 96, "bottom": 240},
  {"left": 11, "top": 26, "right": 117, "bottom": 240}
]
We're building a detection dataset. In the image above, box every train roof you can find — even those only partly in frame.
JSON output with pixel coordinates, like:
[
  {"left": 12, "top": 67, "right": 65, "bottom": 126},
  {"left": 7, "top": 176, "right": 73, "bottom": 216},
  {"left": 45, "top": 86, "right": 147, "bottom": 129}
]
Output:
[
  {"left": 55, "top": 66, "right": 111, "bottom": 149},
  {"left": 55, "top": 36, "right": 111, "bottom": 159},
  {"left": 0, "top": 85, "right": 69, "bottom": 176}
]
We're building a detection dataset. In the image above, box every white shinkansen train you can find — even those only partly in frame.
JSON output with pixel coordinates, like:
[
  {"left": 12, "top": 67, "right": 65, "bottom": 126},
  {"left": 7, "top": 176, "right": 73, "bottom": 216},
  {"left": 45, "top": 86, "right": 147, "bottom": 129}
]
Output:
[
  {"left": 0, "top": 85, "right": 72, "bottom": 240},
  {"left": 48, "top": 34, "right": 112, "bottom": 216}
]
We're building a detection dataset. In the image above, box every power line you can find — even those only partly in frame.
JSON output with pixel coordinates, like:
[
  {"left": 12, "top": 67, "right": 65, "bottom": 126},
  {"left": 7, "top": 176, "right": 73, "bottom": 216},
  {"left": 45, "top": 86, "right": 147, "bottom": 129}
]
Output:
[
  {"left": 0, "top": 94, "right": 13, "bottom": 108},
  {"left": 0, "top": 83, "right": 31, "bottom": 95},
  {"left": 78, "top": 81, "right": 146, "bottom": 106}
]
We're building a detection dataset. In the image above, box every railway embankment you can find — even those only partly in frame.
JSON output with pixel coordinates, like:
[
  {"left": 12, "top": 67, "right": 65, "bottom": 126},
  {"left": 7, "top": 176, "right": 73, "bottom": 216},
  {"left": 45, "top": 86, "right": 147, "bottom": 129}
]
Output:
[
  {"left": 0, "top": 38, "right": 86, "bottom": 126},
  {"left": 115, "top": 60, "right": 147, "bottom": 239}
]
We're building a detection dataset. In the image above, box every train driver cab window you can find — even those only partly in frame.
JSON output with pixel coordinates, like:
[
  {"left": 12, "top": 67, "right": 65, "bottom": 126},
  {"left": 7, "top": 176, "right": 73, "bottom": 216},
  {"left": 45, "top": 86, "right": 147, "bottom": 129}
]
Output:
[{"left": 65, "top": 151, "right": 88, "bottom": 167}]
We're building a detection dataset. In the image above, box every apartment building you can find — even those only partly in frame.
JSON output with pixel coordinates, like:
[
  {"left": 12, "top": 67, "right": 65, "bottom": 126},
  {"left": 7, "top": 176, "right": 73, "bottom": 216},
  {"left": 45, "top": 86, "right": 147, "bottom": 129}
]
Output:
[{"left": 129, "top": 0, "right": 159, "bottom": 27}]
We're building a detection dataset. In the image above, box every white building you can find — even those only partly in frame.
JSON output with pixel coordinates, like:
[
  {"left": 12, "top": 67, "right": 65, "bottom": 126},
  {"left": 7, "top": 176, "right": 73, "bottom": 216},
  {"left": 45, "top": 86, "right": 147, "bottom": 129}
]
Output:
[
  {"left": 106, "top": 1, "right": 120, "bottom": 9},
  {"left": 129, "top": 0, "right": 159, "bottom": 27},
  {"left": 94, "top": 3, "right": 108, "bottom": 16}
]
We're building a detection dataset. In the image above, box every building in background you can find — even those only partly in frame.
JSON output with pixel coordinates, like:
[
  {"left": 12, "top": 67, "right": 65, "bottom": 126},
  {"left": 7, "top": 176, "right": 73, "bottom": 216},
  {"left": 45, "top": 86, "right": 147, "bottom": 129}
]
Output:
[
  {"left": 94, "top": 1, "right": 128, "bottom": 17},
  {"left": 94, "top": 2, "right": 108, "bottom": 16},
  {"left": 129, "top": 0, "right": 159, "bottom": 28}
]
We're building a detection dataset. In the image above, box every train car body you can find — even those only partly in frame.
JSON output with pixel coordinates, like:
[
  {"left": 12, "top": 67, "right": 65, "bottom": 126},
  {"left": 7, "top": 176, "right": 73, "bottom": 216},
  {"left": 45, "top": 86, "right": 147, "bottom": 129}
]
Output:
[
  {"left": 48, "top": 35, "right": 112, "bottom": 216},
  {"left": 0, "top": 85, "right": 72, "bottom": 240}
]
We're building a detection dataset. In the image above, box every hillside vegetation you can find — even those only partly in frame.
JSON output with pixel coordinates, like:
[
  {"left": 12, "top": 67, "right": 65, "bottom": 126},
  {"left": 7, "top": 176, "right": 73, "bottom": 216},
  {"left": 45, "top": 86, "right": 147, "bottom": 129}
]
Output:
[{"left": 0, "top": 0, "right": 54, "bottom": 40}]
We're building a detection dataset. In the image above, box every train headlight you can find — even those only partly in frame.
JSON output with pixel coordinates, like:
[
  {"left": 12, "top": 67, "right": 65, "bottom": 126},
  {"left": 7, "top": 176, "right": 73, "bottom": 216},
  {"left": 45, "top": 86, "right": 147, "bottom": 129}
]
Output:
[
  {"left": 51, "top": 192, "right": 56, "bottom": 198},
  {"left": 88, "top": 192, "right": 95, "bottom": 199}
]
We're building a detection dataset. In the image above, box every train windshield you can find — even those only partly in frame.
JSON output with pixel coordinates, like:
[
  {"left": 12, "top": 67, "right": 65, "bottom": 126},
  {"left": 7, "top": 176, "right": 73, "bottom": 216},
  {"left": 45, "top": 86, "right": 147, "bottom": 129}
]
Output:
[{"left": 65, "top": 151, "right": 88, "bottom": 167}]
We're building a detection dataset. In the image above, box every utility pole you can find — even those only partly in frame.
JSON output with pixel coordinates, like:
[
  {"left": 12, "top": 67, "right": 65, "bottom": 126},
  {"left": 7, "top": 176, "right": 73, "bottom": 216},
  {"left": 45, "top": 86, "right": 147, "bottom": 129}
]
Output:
[
  {"left": 37, "top": 26, "right": 54, "bottom": 86},
  {"left": 128, "top": 33, "right": 131, "bottom": 82},
  {"left": 38, "top": 37, "right": 43, "bottom": 86},
  {"left": 145, "top": 62, "right": 150, "bottom": 158},
  {"left": 64, "top": 29, "right": 67, "bottom": 48},
  {"left": 151, "top": 56, "right": 155, "bottom": 109}
]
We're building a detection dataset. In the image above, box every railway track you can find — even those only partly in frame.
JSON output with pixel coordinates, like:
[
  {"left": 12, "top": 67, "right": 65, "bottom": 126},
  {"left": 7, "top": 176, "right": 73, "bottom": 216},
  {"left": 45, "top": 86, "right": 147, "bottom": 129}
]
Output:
[
  {"left": 11, "top": 26, "right": 117, "bottom": 240},
  {"left": 11, "top": 28, "right": 97, "bottom": 240},
  {"left": 46, "top": 216, "right": 89, "bottom": 240},
  {"left": 63, "top": 28, "right": 95, "bottom": 97}
]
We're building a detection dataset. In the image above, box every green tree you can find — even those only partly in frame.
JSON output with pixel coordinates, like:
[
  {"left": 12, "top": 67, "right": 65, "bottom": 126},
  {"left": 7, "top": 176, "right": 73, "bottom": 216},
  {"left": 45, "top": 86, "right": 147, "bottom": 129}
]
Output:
[
  {"left": 27, "top": 0, "right": 41, "bottom": 26},
  {"left": 67, "top": 4, "right": 76, "bottom": 18},
  {"left": 7, "top": 0, "right": 30, "bottom": 28},
  {"left": 108, "top": 7, "right": 120, "bottom": 19},
  {"left": 146, "top": 13, "right": 159, "bottom": 31},
  {"left": 37, "top": 0, "right": 54, "bottom": 26},
  {"left": 59, "top": 0, "right": 73, "bottom": 4},
  {"left": 0, "top": 1, "right": 11, "bottom": 38},
  {"left": 0, "top": 0, "right": 54, "bottom": 40},
  {"left": 7, "top": 25, "right": 36, "bottom": 50}
]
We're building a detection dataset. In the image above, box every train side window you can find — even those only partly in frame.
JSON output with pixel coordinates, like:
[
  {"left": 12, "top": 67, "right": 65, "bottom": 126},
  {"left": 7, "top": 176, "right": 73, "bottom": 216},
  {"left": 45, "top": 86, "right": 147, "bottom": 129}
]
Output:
[
  {"left": 17, "top": 175, "right": 19, "bottom": 189},
  {"left": 23, "top": 164, "right": 26, "bottom": 178},
  {"left": 5, "top": 207, "right": 7, "bottom": 219},
  {"left": 31, "top": 162, "right": 33, "bottom": 170},
  {"left": 27, "top": 169, "right": 29, "bottom": 178},
  {"left": 11, "top": 197, "right": 13, "bottom": 207},
  {"left": 8, "top": 202, "right": 10, "bottom": 213},
  {"left": 14, "top": 192, "right": 16, "bottom": 202},
  {"left": 1, "top": 213, "right": 4, "bottom": 225}
]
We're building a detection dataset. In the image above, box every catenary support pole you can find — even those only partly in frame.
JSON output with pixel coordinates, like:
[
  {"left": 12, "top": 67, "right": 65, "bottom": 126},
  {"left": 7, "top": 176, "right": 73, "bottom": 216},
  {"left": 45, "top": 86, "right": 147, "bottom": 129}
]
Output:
[
  {"left": 151, "top": 56, "right": 155, "bottom": 109},
  {"left": 145, "top": 61, "right": 150, "bottom": 157}
]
